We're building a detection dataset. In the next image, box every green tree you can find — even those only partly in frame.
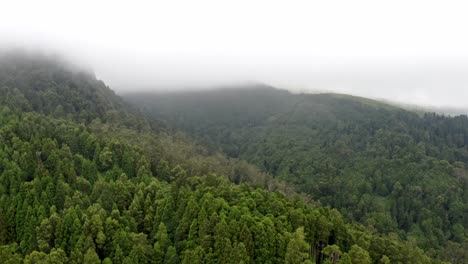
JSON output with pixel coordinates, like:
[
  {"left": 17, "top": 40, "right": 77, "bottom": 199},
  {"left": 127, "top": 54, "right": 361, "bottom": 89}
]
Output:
[
  {"left": 164, "top": 246, "right": 179, "bottom": 264},
  {"left": 0, "top": 244, "right": 22, "bottom": 264},
  {"left": 338, "top": 253, "right": 352, "bottom": 264},
  {"left": 323, "top": 244, "right": 342, "bottom": 264},
  {"left": 24, "top": 251, "right": 48, "bottom": 264},
  {"left": 182, "top": 246, "right": 204, "bottom": 264},
  {"left": 379, "top": 255, "right": 391, "bottom": 264},
  {"left": 48, "top": 248, "right": 68, "bottom": 264},
  {"left": 83, "top": 248, "right": 101, "bottom": 264},
  {"left": 285, "top": 227, "right": 311, "bottom": 264},
  {"left": 349, "top": 245, "right": 371, "bottom": 264}
]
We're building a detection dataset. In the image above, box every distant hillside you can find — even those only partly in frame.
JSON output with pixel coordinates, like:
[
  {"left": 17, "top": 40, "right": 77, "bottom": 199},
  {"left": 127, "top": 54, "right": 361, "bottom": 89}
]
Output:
[
  {"left": 0, "top": 51, "right": 149, "bottom": 129},
  {"left": 126, "top": 86, "right": 468, "bottom": 261},
  {"left": 2, "top": 52, "right": 448, "bottom": 263}
]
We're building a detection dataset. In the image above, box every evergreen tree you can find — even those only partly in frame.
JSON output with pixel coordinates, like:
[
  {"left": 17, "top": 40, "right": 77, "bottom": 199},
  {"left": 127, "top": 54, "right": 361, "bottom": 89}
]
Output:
[{"left": 164, "top": 246, "right": 179, "bottom": 264}]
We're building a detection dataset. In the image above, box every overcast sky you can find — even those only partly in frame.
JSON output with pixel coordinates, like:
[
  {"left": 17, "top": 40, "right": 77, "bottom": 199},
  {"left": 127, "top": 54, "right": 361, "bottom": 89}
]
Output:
[{"left": 1, "top": 0, "right": 468, "bottom": 107}]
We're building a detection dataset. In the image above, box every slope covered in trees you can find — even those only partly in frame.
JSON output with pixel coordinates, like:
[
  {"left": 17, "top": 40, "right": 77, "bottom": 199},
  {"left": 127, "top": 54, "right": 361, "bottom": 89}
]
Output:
[
  {"left": 0, "top": 105, "right": 442, "bottom": 264},
  {"left": 0, "top": 51, "right": 148, "bottom": 129},
  {"left": 0, "top": 52, "right": 292, "bottom": 194},
  {"left": 0, "top": 52, "right": 458, "bottom": 263},
  {"left": 125, "top": 86, "right": 468, "bottom": 262}
]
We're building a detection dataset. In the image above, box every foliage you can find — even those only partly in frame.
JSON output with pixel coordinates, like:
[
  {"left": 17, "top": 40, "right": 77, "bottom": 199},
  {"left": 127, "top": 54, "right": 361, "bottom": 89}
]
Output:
[
  {"left": 0, "top": 52, "right": 455, "bottom": 263},
  {"left": 126, "top": 87, "right": 467, "bottom": 262},
  {"left": 0, "top": 107, "right": 443, "bottom": 263}
]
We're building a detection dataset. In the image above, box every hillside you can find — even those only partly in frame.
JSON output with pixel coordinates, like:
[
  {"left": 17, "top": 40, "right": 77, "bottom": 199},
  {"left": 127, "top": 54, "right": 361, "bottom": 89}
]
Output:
[
  {"left": 0, "top": 53, "right": 293, "bottom": 192},
  {"left": 126, "top": 86, "right": 468, "bottom": 262},
  {"left": 0, "top": 52, "right": 449, "bottom": 263}
]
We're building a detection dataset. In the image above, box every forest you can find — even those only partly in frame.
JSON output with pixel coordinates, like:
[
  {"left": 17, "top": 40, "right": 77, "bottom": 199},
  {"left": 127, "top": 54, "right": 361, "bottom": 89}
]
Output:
[
  {"left": 0, "top": 52, "right": 464, "bottom": 263},
  {"left": 126, "top": 87, "right": 468, "bottom": 263}
]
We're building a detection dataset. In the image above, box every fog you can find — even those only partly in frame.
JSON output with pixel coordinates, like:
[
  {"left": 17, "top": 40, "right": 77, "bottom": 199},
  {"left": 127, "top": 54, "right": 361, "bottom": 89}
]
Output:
[{"left": 2, "top": 0, "right": 468, "bottom": 108}]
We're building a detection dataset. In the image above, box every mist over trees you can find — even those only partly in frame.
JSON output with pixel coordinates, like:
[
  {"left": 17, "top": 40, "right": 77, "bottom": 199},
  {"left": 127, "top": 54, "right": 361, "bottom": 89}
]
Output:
[
  {"left": 0, "top": 52, "right": 465, "bottom": 264},
  {"left": 126, "top": 87, "right": 468, "bottom": 263}
]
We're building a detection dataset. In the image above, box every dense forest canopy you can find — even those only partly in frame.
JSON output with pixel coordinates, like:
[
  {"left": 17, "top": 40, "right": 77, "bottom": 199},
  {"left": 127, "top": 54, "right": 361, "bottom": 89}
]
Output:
[
  {"left": 126, "top": 87, "right": 468, "bottom": 263},
  {"left": 0, "top": 52, "right": 464, "bottom": 263}
]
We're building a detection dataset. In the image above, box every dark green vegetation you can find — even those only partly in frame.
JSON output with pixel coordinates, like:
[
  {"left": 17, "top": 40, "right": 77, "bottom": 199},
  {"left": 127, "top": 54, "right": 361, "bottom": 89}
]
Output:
[
  {"left": 0, "top": 53, "right": 445, "bottom": 264},
  {"left": 0, "top": 52, "right": 462, "bottom": 263},
  {"left": 126, "top": 87, "right": 468, "bottom": 263}
]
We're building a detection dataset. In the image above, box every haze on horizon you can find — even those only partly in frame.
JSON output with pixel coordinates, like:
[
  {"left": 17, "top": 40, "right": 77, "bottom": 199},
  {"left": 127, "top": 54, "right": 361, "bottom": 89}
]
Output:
[{"left": 1, "top": 0, "right": 468, "bottom": 108}]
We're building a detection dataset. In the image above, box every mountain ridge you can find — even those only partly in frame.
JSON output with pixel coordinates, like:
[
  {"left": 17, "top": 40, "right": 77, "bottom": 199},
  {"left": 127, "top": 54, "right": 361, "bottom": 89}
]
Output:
[
  {"left": 0, "top": 51, "right": 463, "bottom": 263},
  {"left": 126, "top": 85, "right": 468, "bottom": 262}
]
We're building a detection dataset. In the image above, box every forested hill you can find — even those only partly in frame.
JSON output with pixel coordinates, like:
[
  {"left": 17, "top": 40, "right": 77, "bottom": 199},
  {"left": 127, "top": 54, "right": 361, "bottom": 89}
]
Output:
[
  {"left": 0, "top": 52, "right": 450, "bottom": 263},
  {"left": 124, "top": 86, "right": 400, "bottom": 130},
  {"left": 0, "top": 51, "right": 149, "bottom": 129},
  {"left": 125, "top": 86, "right": 468, "bottom": 262}
]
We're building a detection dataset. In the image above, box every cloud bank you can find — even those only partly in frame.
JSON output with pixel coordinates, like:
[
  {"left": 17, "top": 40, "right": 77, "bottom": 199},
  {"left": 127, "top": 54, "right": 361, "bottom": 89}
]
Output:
[{"left": 1, "top": 0, "right": 468, "bottom": 107}]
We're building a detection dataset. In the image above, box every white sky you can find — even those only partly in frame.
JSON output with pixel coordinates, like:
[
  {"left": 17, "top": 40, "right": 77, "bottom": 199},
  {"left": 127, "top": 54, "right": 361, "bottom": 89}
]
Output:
[{"left": 1, "top": 0, "right": 468, "bottom": 107}]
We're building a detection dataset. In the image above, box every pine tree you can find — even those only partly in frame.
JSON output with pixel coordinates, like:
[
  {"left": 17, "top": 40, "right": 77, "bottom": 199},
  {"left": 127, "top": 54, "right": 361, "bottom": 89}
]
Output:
[
  {"left": 231, "top": 242, "right": 249, "bottom": 264},
  {"left": 164, "top": 246, "right": 179, "bottom": 264},
  {"left": 182, "top": 246, "right": 204, "bottom": 264},
  {"left": 83, "top": 248, "right": 101, "bottom": 264},
  {"left": 155, "top": 223, "right": 170, "bottom": 252}
]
